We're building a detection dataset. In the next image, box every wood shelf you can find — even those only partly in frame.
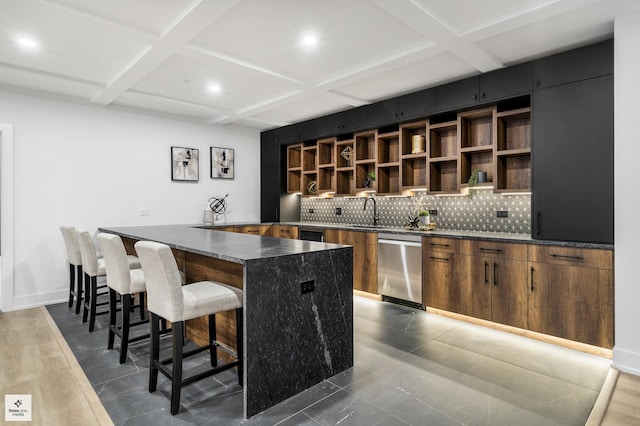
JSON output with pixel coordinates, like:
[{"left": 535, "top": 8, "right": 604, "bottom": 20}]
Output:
[
  {"left": 317, "top": 138, "right": 336, "bottom": 167},
  {"left": 286, "top": 104, "right": 531, "bottom": 196},
  {"left": 355, "top": 130, "right": 377, "bottom": 162},
  {"left": 459, "top": 107, "right": 496, "bottom": 149}
]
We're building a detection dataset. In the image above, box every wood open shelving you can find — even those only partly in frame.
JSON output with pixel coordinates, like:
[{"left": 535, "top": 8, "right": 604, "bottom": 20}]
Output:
[{"left": 286, "top": 103, "right": 531, "bottom": 197}]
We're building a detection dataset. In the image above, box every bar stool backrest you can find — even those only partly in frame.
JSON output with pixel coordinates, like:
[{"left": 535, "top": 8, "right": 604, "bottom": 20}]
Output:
[
  {"left": 134, "top": 241, "right": 184, "bottom": 323},
  {"left": 60, "top": 226, "right": 81, "bottom": 266},
  {"left": 97, "top": 233, "right": 134, "bottom": 294},
  {"left": 76, "top": 229, "right": 100, "bottom": 277}
]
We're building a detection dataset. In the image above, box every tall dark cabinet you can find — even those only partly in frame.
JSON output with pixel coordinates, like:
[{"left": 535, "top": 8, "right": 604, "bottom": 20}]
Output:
[{"left": 531, "top": 40, "right": 614, "bottom": 244}]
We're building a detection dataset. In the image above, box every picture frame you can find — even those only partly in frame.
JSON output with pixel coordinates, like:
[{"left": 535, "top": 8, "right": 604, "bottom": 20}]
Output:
[
  {"left": 171, "top": 146, "right": 199, "bottom": 182},
  {"left": 210, "top": 147, "right": 234, "bottom": 179}
]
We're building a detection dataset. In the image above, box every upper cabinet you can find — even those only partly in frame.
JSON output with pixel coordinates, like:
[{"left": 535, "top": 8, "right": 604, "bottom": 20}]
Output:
[
  {"left": 435, "top": 63, "right": 533, "bottom": 112},
  {"left": 533, "top": 39, "right": 613, "bottom": 90},
  {"left": 366, "top": 89, "right": 435, "bottom": 128}
]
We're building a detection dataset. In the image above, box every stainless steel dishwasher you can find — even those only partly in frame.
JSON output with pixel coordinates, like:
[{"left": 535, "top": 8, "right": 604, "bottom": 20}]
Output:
[{"left": 377, "top": 233, "right": 422, "bottom": 305}]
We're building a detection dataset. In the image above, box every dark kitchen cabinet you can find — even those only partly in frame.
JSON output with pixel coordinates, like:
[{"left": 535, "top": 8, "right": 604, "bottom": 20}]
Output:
[
  {"left": 479, "top": 62, "right": 532, "bottom": 103},
  {"left": 532, "top": 74, "right": 613, "bottom": 244},
  {"left": 316, "top": 107, "right": 368, "bottom": 137},
  {"left": 533, "top": 39, "right": 613, "bottom": 90},
  {"left": 260, "top": 131, "right": 281, "bottom": 222},
  {"left": 435, "top": 77, "right": 480, "bottom": 112},
  {"left": 435, "top": 63, "right": 532, "bottom": 112},
  {"left": 366, "top": 88, "right": 435, "bottom": 128}
]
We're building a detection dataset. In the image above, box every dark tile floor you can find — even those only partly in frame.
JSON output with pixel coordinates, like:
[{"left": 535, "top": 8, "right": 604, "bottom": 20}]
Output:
[{"left": 47, "top": 296, "right": 610, "bottom": 425}]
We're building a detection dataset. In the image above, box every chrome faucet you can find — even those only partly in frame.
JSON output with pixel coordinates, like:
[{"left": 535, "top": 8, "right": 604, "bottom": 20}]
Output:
[{"left": 363, "top": 196, "right": 379, "bottom": 226}]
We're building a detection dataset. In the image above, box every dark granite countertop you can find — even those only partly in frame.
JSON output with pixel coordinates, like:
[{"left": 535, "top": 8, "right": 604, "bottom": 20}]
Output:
[
  {"left": 280, "top": 222, "right": 614, "bottom": 250},
  {"left": 99, "top": 224, "right": 349, "bottom": 265}
]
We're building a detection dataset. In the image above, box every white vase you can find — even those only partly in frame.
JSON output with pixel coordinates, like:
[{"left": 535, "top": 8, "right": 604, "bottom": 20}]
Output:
[
  {"left": 203, "top": 209, "right": 214, "bottom": 225},
  {"left": 420, "top": 215, "right": 429, "bottom": 226}
]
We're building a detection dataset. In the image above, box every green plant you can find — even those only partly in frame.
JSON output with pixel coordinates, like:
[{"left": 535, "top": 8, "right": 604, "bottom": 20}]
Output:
[
  {"left": 368, "top": 171, "right": 376, "bottom": 181},
  {"left": 467, "top": 169, "right": 481, "bottom": 199},
  {"left": 418, "top": 210, "right": 429, "bottom": 217}
]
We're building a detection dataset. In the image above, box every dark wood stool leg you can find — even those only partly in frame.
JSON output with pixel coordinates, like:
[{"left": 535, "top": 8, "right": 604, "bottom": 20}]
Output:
[
  {"left": 82, "top": 273, "right": 90, "bottom": 323},
  {"left": 139, "top": 292, "right": 146, "bottom": 321},
  {"left": 149, "top": 312, "right": 160, "bottom": 393},
  {"left": 120, "top": 294, "right": 131, "bottom": 364},
  {"left": 68, "top": 263, "right": 75, "bottom": 307},
  {"left": 171, "top": 321, "right": 184, "bottom": 415},
  {"left": 75, "top": 265, "right": 83, "bottom": 315},
  {"left": 88, "top": 276, "right": 98, "bottom": 332},
  {"left": 107, "top": 289, "right": 117, "bottom": 350},
  {"left": 236, "top": 308, "right": 243, "bottom": 387},
  {"left": 209, "top": 314, "right": 217, "bottom": 367}
]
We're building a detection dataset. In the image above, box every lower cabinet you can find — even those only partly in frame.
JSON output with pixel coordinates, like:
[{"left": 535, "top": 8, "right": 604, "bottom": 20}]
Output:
[
  {"left": 423, "top": 236, "right": 614, "bottom": 349},
  {"left": 324, "top": 229, "right": 377, "bottom": 294},
  {"left": 528, "top": 245, "right": 614, "bottom": 348},
  {"left": 423, "top": 237, "right": 463, "bottom": 313},
  {"left": 460, "top": 240, "right": 528, "bottom": 329},
  {"left": 266, "top": 225, "right": 299, "bottom": 239}
]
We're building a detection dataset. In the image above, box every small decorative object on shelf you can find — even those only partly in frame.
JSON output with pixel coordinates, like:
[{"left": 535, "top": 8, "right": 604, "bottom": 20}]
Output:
[
  {"left": 340, "top": 146, "right": 353, "bottom": 163},
  {"left": 308, "top": 180, "right": 317, "bottom": 195},
  {"left": 363, "top": 171, "right": 375, "bottom": 188},
  {"left": 411, "top": 135, "right": 425, "bottom": 154},
  {"left": 467, "top": 169, "right": 481, "bottom": 199}
]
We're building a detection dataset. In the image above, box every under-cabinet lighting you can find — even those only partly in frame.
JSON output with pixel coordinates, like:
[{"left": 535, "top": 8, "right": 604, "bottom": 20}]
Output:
[
  {"left": 435, "top": 193, "right": 468, "bottom": 197},
  {"left": 501, "top": 192, "right": 532, "bottom": 196},
  {"left": 468, "top": 186, "right": 494, "bottom": 191},
  {"left": 208, "top": 84, "right": 221, "bottom": 93},
  {"left": 384, "top": 195, "right": 412, "bottom": 198}
]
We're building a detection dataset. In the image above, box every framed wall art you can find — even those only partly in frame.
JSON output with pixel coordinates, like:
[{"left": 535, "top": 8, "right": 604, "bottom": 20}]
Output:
[
  {"left": 171, "top": 146, "right": 199, "bottom": 182},
  {"left": 210, "top": 147, "right": 234, "bottom": 179}
]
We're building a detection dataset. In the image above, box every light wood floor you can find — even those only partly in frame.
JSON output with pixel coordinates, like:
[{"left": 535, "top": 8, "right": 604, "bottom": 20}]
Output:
[
  {"left": 2, "top": 306, "right": 639, "bottom": 425},
  {"left": 0, "top": 306, "right": 112, "bottom": 425}
]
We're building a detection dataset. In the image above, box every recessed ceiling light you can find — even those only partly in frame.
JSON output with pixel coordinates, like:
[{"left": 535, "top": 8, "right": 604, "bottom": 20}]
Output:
[
  {"left": 300, "top": 33, "right": 318, "bottom": 49},
  {"left": 15, "top": 35, "right": 39, "bottom": 51},
  {"left": 302, "top": 35, "right": 317, "bottom": 46},
  {"left": 208, "top": 84, "right": 221, "bottom": 93}
]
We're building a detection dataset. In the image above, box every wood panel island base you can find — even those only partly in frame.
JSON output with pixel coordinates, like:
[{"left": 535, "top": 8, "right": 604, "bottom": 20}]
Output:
[{"left": 99, "top": 225, "right": 354, "bottom": 419}]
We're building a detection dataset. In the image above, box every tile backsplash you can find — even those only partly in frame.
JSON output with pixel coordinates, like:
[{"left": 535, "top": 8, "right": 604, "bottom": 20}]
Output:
[{"left": 300, "top": 191, "right": 531, "bottom": 234}]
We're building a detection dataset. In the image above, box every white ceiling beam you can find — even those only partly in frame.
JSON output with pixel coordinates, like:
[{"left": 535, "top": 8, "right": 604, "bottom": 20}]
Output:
[{"left": 90, "top": 0, "right": 240, "bottom": 105}]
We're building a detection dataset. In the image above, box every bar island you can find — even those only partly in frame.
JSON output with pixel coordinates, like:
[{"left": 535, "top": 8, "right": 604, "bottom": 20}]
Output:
[{"left": 99, "top": 225, "right": 354, "bottom": 418}]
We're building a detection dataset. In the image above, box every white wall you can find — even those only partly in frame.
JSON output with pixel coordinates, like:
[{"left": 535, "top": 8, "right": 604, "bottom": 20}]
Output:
[
  {"left": 613, "top": 13, "right": 640, "bottom": 375},
  {"left": 0, "top": 90, "right": 260, "bottom": 310}
]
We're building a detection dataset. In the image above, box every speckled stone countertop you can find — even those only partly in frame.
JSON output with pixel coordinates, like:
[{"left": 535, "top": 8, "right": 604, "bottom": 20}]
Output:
[
  {"left": 282, "top": 222, "right": 614, "bottom": 250},
  {"left": 99, "top": 224, "right": 349, "bottom": 265}
]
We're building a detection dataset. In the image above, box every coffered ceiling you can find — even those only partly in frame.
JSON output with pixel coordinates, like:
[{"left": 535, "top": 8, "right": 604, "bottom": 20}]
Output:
[{"left": 1, "top": 0, "right": 638, "bottom": 130}]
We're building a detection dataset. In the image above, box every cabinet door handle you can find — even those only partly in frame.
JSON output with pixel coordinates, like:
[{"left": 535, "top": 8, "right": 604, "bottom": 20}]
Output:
[
  {"left": 493, "top": 262, "right": 498, "bottom": 286},
  {"left": 530, "top": 266, "right": 535, "bottom": 292},
  {"left": 480, "top": 92, "right": 486, "bottom": 99},
  {"left": 536, "top": 211, "right": 541, "bottom": 235},
  {"left": 430, "top": 256, "right": 449, "bottom": 261},
  {"left": 472, "top": 94, "right": 478, "bottom": 100},
  {"left": 479, "top": 247, "right": 502, "bottom": 253},
  {"left": 484, "top": 261, "right": 489, "bottom": 284},
  {"left": 549, "top": 254, "right": 584, "bottom": 261},
  {"left": 430, "top": 243, "right": 449, "bottom": 248}
]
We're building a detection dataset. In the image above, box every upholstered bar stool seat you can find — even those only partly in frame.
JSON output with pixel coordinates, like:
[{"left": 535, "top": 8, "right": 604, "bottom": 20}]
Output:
[
  {"left": 76, "top": 229, "right": 141, "bottom": 332},
  {"left": 134, "top": 240, "right": 243, "bottom": 416},
  {"left": 98, "top": 233, "right": 151, "bottom": 364},
  {"left": 60, "top": 226, "right": 83, "bottom": 314}
]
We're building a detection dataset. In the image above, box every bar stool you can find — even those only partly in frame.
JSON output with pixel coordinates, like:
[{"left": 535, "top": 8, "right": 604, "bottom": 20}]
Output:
[
  {"left": 76, "top": 229, "right": 140, "bottom": 332},
  {"left": 97, "top": 233, "right": 150, "bottom": 363},
  {"left": 134, "top": 240, "right": 243, "bottom": 415},
  {"left": 60, "top": 226, "right": 83, "bottom": 314}
]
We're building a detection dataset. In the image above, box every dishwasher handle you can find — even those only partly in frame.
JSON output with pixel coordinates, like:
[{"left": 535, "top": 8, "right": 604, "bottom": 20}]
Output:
[{"left": 378, "top": 239, "right": 422, "bottom": 247}]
